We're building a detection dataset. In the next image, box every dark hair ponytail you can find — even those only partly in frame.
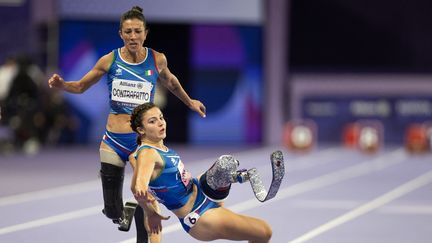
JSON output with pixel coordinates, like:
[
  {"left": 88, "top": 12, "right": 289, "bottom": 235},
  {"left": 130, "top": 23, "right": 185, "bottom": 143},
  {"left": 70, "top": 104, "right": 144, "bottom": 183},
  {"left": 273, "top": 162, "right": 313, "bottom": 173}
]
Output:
[
  {"left": 119, "top": 6, "right": 147, "bottom": 30},
  {"left": 131, "top": 6, "right": 143, "bottom": 13}
]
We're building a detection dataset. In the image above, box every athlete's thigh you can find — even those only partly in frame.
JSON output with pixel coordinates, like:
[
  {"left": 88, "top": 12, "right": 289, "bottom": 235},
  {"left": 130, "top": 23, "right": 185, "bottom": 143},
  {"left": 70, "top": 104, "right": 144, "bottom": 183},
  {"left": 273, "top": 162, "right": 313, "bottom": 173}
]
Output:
[
  {"left": 100, "top": 142, "right": 125, "bottom": 167},
  {"left": 190, "top": 207, "right": 269, "bottom": 241}
]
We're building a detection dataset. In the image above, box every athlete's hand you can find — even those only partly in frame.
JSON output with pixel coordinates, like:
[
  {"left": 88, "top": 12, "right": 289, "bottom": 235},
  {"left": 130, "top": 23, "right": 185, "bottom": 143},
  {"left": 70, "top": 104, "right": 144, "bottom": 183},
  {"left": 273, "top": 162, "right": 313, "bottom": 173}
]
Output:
[
  {"left": 48, "top": 74, "right": 65, "bottom": 89},
  {"left": 146, "top": 211, "right": 169, "bottom": 234},
  {"left": 189, "top": 99, "right": 206, "bottom": 118},
  {"left": 141, "top": 200, "right": 170, "bottom": 234},
  {"left": 133, "top": 185, "right": 155, "bottom": 204}
]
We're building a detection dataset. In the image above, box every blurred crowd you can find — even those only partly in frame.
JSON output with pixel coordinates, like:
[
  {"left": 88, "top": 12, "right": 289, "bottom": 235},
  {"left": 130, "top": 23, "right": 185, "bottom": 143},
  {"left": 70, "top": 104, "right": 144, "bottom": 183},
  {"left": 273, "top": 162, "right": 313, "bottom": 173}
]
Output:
[{"left": 0, "top": 55, "right": 77, "bottom": 155}]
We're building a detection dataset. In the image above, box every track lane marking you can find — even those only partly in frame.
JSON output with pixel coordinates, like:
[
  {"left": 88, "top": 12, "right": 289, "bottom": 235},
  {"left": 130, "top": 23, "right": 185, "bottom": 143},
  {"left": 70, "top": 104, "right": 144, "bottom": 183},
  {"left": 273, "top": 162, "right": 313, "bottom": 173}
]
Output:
[{"left": 288, "top": 168, "right": 432, "bottom": 243}]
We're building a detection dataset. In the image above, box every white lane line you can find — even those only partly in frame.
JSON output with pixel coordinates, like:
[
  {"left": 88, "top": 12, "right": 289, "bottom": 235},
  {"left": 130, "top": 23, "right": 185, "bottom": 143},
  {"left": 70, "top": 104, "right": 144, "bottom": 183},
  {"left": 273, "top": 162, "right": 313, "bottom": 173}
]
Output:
[
  {"left": 0, "top": 181, "right": 100, "bottom": 207},
  {"left": 288, "top": 169, "right": 432, "bottom": 243},
  {"left": 118, "top": 149, "right": 407, "bottom": 243},
  {"left": 0, "top": 205, "right": 101, "bottom": 235}
]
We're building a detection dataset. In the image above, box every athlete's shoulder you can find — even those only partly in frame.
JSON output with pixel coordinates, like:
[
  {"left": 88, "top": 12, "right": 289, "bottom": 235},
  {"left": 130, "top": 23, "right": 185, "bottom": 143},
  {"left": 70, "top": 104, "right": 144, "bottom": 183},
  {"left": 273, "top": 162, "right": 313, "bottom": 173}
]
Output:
[
  {"left": 147, "top": 48, "right": 166, "bottom": 62},
  {"left": 95, "top": 51, "right": 116, "bottom": 72},
  {"left": 135, "top": 145, "right": 158, "bottom": 160},
  {"left": 100, "top": 50, "right": 115, "bottom": 61},
  {"left": 136, "top": 145, "right": 157, "bottom": 154},
  {"left": 99, "top": 51, "right": 114, "bottom": 65},
  {"left": 147, "top": 47, "right": 160, "bottom": 55},
  {"left": 151, "top": 51, "right": 167, "bottom": 73}
]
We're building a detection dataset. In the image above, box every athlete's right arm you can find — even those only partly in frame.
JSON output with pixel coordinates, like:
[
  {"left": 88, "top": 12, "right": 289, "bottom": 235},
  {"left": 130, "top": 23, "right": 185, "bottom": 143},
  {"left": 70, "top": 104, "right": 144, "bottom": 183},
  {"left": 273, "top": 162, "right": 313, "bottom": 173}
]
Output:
[
  {"left": 142, "top": 200, "right": 169, "bottom": 235},
  {"left": 133, "top": 148, "right": 160, "bottom": 202},
  {"left": 47, "top": 52, "right": 113, "bottom": 93}
]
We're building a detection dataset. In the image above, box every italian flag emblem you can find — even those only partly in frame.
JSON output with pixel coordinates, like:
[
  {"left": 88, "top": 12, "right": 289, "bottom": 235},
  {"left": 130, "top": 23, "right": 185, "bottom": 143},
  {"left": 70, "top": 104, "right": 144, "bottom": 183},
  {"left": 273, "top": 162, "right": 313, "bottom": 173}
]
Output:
[{"left": 145, "top": 70, "right": 153, "bottom": 76}]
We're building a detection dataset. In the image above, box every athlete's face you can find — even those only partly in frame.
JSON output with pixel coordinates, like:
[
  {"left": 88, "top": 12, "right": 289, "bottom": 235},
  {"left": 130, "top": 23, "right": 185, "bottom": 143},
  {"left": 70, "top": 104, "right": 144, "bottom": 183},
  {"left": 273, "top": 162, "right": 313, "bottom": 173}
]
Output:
[
  {"left": 139, "top": 107, "right": 166, "bottom": 142},
  {"left": 119, "top": 18, "right": 148, "bottom": 53}
]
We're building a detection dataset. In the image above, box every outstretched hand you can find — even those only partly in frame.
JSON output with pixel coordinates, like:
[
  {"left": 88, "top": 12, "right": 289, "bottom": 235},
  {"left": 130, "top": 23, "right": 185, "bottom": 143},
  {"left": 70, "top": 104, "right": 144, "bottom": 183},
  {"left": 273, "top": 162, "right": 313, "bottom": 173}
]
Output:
[
  {"left": 147, "top": 210, "right": 170, "bottom": 234},
  {"left": 189, "top": 99, "right": 206, "bottom": 118},
  {"left": 133, "top": 187, "right": 155, "bottom": 204},
  {"left": 48, "top": 74, "right": 65, "bottom": 89}
]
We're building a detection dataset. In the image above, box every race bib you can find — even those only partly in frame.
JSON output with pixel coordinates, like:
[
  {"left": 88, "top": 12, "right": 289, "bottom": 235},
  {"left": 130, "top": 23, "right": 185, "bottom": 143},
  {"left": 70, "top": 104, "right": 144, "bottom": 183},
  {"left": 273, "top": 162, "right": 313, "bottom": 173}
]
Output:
[
  {"left": 183, "top": 211, "right": 200, "bottom": 228},
  {"left": 177, "top": 160, "right": 192, "bottom": 188},
  {"left": 111, "top": 79, "right": 153, "bottom": 105}
]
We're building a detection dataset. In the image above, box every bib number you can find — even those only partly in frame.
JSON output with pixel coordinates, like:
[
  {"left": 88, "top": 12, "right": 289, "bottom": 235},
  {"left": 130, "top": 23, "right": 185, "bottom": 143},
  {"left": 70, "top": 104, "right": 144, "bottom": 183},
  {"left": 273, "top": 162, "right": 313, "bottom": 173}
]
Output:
[
  {"left": 183, "top": 212, "right": 200, "bottom": 228},
  {"left": 111, "top": 79, "right": 153, "bottom": 106}
]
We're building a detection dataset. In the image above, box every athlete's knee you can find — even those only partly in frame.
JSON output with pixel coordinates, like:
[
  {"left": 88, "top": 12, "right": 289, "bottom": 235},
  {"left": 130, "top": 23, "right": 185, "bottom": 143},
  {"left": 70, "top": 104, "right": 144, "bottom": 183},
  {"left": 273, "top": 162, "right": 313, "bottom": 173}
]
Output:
[
  {"left": 100, "top": 162, "right": 125, "bottom": 220},
  {"left": 262, "top": 222, "right": 272, "bottom": 242},
  {"left": 199, "top": 155, "right": 239, "bottom": 201},
  {"left": 255, "top": 220, "right": 272, "bottom": 243}
]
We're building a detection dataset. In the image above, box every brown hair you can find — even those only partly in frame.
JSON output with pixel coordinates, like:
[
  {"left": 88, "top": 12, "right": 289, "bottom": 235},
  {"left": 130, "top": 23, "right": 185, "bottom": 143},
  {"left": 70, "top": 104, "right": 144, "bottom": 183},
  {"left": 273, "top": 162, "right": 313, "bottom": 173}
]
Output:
[
  {"left": 130, "top": 102, "right": 157, "bottom": 144},
  {"left": 119, "top": 6, "right": 147, "bottom": 31}
]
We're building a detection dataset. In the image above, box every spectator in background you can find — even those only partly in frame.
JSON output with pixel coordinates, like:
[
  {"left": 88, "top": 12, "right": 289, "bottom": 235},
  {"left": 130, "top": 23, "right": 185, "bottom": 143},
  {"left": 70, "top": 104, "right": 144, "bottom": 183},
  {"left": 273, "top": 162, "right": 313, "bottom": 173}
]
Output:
[
  {"left": 0, "top": 55, "right": 77, "bottom": 154},
  {"left": 3, "top": 55, "right": 42, "bottom": 154},
  {"left": 0, "top": 57, "right": 18, "bottom": 153},
  {"left": 0, "top": 56, "right": 18, "bottom": 102}
]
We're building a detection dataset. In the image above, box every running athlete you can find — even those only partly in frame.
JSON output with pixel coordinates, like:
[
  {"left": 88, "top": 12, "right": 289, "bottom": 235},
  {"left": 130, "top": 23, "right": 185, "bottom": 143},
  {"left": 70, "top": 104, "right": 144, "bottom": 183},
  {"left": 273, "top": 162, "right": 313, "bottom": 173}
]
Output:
[
  {"left": 47, "top": 6, "right": 206, "bottom": 242},
  {"left": 130, "top": 103, "right": 272, "bottom": 243}
]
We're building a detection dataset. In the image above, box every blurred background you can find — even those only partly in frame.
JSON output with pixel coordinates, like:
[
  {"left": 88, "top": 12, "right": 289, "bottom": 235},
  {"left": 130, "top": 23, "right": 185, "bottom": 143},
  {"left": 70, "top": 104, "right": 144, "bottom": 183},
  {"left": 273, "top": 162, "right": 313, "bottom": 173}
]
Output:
[
  {"left": 0, "top": 0, "right": 431, "bottom": 154},
  {"left": 1, "top": 1, "right": 432, "bottom": 242}
]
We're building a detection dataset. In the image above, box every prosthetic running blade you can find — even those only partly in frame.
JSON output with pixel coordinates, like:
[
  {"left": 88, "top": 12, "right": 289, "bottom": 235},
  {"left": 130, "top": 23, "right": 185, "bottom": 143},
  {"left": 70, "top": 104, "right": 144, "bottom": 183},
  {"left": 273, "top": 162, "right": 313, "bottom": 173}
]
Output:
[
  {"left": 118, "top": 201, "right": 138, "bottom": 232},
  {"left": 247, "top": 150, "right": 285, "bottom": 202}
]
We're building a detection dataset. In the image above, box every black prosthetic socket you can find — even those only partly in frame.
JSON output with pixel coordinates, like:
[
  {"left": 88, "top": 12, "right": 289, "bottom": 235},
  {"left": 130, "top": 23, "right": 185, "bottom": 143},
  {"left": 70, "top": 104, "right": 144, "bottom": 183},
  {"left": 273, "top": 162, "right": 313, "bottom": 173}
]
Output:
[
  {"left": 134, "top": 206, "right": 149, "bottom": 243},
  {"left": 100, "top": 163, "right": 125, "bottom": 221},
  {"left": 199, "top": 171, "right": 231, "bottom": 201}
]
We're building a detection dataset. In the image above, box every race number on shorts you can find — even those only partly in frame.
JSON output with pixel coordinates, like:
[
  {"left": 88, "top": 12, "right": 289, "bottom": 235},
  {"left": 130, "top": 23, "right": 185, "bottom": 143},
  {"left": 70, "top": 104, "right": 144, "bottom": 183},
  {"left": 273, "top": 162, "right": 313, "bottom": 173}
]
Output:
[{"left": 183, "top": 211, "right": 200, "bottom": 228}]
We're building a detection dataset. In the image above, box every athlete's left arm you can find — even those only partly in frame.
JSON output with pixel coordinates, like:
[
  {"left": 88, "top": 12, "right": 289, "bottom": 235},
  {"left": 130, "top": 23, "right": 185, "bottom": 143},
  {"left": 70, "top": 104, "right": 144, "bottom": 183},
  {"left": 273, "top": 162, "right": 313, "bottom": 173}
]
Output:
[{"left": 154, "top": 51, "right": 206, "bottom": 118}]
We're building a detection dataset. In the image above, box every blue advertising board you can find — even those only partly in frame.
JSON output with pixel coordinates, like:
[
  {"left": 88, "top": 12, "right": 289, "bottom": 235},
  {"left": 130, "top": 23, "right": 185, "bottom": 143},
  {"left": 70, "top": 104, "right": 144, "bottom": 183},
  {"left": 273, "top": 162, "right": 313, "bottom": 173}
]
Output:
[{"left": 302, "top": 96, "right": 432, "bottom": 144}]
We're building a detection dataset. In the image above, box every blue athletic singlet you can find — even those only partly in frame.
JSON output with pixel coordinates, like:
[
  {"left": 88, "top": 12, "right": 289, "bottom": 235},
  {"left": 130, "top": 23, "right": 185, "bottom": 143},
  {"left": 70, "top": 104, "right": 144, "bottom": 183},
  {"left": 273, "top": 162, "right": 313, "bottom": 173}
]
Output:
[
  {"left": 107, "top": 47, "right": 159, "bottom": 114},
  {"left": 135, "top": 144, "right": 221, "bottom": 232},
  {"left": 135, "top": 145, "right": 194, "bottom": 210}
]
